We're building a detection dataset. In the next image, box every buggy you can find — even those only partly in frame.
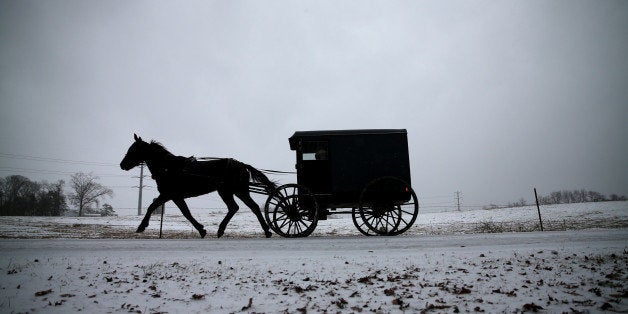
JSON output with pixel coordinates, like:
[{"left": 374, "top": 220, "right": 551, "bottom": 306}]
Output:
[{"left": 260, "top": 129, "right": 419, "bottom": 237}]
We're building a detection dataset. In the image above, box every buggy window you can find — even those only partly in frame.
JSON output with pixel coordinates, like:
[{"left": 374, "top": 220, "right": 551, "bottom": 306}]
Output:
[{"left": 301, "top": 141, "right": 329, "bottom": 161}]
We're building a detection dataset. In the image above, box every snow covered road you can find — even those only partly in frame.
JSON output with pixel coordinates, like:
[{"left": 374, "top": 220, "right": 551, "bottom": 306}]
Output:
[{"left": 1, "top": 229, "right": 626, "bottom": 313}]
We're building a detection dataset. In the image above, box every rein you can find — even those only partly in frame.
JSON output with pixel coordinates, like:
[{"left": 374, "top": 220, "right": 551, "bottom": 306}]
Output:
[{"left": 196, "top": 157, "right": 296, "bottom": 175}]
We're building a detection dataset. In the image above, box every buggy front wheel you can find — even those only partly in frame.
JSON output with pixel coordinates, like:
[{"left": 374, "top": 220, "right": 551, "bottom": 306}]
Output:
[
  {"left": 351, "top": 207, "right": 378, "bottom": 236},
  {"left": 264, "top": 184, "right": 319, "bottom": 238}
]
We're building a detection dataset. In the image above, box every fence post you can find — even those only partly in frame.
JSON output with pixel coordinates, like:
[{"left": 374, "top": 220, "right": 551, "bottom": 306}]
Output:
[
  {"left": 534, "top": 188, "right": 544, "bottom": 231},
  {"left": 159, "top": 203, "right": 165, "bottom": 239}
]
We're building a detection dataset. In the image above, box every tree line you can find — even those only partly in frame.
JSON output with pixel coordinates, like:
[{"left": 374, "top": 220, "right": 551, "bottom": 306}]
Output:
[
  {"left": 537, "top": 189, "right": 626, "bottom": 205},
  {"left": 484, "top": 189, "right": 627, "bottom": 210},
  {"left": 0, "top": 173, "right": 114, "bottom": 216}
]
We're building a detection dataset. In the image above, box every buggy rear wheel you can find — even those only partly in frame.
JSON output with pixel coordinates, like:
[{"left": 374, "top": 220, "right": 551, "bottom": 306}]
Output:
[
  {"left": 358, "top": 177, "right": 419, "bottom": 236},
  {"left": 264, "top": 184, "right": 319, "bottom": 238}
]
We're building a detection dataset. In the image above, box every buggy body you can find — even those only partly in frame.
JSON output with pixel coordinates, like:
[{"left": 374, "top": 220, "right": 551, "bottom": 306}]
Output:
[
  {"left": 289, "top": 129, "right": 411, "bottom": 212},
  {"left": 263, "top": 129, "right": 419, "bottom": 237}
]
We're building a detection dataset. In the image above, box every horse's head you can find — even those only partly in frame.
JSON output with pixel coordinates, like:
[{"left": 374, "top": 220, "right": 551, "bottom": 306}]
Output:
[{"left": 120, "top": 134, "right": 149, "bottom": 171}]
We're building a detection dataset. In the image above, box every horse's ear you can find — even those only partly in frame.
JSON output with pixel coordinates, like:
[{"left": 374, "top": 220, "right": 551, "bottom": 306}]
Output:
[{"left": 134, "top": 134, "right": 142, "bottom": 142}]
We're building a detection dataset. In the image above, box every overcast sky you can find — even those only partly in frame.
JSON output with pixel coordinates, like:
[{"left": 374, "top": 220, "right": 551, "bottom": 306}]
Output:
[{"left": 1, "top": 0, "right": 627, "bottom": 216}]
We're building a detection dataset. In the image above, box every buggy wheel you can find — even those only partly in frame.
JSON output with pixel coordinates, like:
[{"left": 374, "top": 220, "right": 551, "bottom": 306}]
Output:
[
  {"left": 351, "top": 207, "right": 377, "bottom": 236},
  {"left": 264, "top": 184, "right": 319, "bottom": 238},
  {"left": 358, "top": 177, "right": 419, "bottom": 236}
]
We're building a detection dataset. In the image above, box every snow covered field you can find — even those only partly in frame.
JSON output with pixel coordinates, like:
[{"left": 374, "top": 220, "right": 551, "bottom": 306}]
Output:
[
  {"left": 0, "top": 201, "right": 626, "bottom": 239},
  {"left": 0, "top": 202, "right": 626, "bottom": 313}
]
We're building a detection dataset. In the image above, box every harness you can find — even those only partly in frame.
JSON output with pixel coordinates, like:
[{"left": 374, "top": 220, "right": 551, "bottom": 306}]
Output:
[{"left": 151, "top": 156, "right": 198, "bottom": 180}]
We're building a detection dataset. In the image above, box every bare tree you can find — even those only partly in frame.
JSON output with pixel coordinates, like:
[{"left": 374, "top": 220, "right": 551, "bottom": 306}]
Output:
[
  {"left": 68, "top": 172, "right": 113, "bottom": 216},
  {"left": 517, "top": 197, "right": 527, "bottom": 207}
]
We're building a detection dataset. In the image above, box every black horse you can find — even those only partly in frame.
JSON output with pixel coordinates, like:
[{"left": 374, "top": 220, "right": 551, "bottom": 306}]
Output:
[{"left": 120, "top": 134, "right": 277, "bottom": 238}]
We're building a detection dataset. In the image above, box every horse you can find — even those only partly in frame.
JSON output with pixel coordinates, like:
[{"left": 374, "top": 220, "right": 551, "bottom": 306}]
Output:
[{"left": 120, "top": 134, "right": 277, "bottom": 238}]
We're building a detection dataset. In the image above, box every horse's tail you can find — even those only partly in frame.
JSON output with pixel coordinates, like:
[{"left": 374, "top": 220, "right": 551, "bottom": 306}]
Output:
[{"left": 244, "top": 164, "right": 278, "bottom": 194}]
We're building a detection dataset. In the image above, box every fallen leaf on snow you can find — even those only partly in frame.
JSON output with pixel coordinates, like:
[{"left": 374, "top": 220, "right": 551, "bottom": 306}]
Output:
[
  {"left": 241, "top": 298, "right": 253, "bottom": 310},
  {"left": 35, "top": 289, "right": 53, "bottom": 296},
  {"left": 522, "top": 303, "right": 543, "bottom": 312}
]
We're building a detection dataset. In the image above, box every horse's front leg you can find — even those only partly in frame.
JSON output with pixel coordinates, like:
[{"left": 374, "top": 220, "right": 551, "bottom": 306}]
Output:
[
  {"left": 137, "top": 195, "right": 169, "bottom": 233},
  {"left": 172, "top": 198, "right": 207, "bottom": 238}
]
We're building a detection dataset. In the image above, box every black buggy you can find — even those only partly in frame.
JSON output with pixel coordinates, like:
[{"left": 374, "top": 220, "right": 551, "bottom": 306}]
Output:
[{"left": 258, "top": 129, "right": 419, "bottom": 237}]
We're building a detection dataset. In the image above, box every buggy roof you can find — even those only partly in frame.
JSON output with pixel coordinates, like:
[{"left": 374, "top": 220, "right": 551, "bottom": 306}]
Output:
[{"left": 289, "top": 129, "right": 407, "bottom": 150}]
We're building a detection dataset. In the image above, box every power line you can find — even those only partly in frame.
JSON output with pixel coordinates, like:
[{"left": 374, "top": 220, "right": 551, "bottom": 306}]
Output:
[
  {"left": 0, "top": 167, "right": 132, "bottom": 178},
  {"left": 0, "top": 152, "right": 118, "bottom": 166},
  {"left": 421, "top": 201, "right": 455, "bottom": 205},
  {"left": 420, "top": 194, "right": 455, "bottom": 200},
  {"left": 0, "top": 151, "right": 128, "bottom": 178}
]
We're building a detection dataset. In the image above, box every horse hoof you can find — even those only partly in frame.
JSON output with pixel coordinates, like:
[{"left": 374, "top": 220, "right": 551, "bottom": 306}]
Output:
[
  {"left": 265, "top": 231, "right": 272, "bottom": 238},
  {"left": 199, "top": 229, "right": 207, "bottom": 239},
  {"left": 217, "top": 230, "right": 224, "bottom": 238},
  {"left": 136, "top": 226, "right": 145, "bottom": 233}
]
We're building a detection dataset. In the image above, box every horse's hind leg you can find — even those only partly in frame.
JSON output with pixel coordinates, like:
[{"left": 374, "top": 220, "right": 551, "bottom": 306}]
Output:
[
  {"left": 236, "top": 192, "right": 272, "bottom": 238},
  {"left": 173, "top": 199, "right": 207, "bottom": 238},
  {"left": 137, "top": 195, "right": 169, "bottom": 233},
  {"left": 217, "top": 190, "right": 239, "bottom": 238}
]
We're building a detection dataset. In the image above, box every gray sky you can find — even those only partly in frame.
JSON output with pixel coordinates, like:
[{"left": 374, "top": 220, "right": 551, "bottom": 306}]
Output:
[{"left": 1, "top": 0, "right": 627, "bottom": 216}]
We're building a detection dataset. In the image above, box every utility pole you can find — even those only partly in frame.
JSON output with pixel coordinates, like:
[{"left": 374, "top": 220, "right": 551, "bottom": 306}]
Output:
[
  {"left": 455, "top": 191, "right": 462, "bottom": 211},
  {"left": 135, "top": 163, "right": 146, "bottom": 216}
]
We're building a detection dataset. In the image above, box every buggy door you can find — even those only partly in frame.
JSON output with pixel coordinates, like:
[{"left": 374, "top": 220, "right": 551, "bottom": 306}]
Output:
[{"left": 297, "top": 141, "right": 331, "bottom": 195}]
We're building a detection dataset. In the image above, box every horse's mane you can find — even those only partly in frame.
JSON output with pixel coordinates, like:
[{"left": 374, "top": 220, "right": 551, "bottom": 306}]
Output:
[
  {"left": 149, "top": 140, "right": 174, "bottom": 157},
  {"left": 149, "top": 140, "right": 165, "bottom": 148}
]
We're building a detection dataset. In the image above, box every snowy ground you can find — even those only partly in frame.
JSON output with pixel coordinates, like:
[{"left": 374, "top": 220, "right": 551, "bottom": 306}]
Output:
[
  {"left": 0, "top": 202, "right": 626, "bottom": 313},
  {"left": 1, "top": 231, "right": 626, "bottom": 313}
]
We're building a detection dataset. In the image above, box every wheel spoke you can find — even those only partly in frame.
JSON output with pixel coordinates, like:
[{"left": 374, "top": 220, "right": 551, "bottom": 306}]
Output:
[
  {"left": 384, "top": 212, "right": 395, "bottom": 231},
  {"left": 372, "top": 217, "right": 382, "bottom": 231},
  {"left": 380, "top": 213, "right": 389, "bottom": 231},
  {"left": 275, "top": 212, "right": 287, "bottom": 220},
  {"left": 298, "top": 206, "right": 311, "bottom": 221},
  {"left": 291, "top": 221, "right": 299, "bottom": 235},
  {"left": 268, "top": 199, "right": 280, "bottom": 208},
  {"left": 277, "top": 217, "right": 290, "bottom": 230},
  {"left": 385, "top": 214, "right": 395, "bottom": 232},
  {"left": 276, "top": 189, "right": 286, "bottom": 200},
  {"left": 364, "top": 213, "right": 376, "bottom": 224},
  {"left": 378, "top": 217, "right": 387, "bottom": 231}
]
